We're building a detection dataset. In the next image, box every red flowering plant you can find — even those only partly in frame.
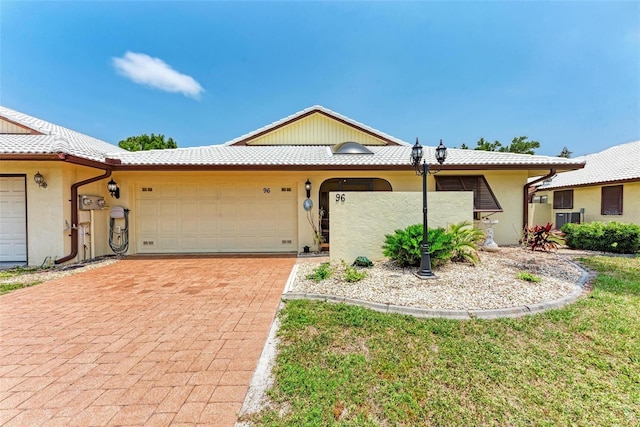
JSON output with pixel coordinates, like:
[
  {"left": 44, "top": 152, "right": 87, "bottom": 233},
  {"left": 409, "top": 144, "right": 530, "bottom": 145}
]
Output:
[{"left": 520, "top": 223, "right": 566, "bottom": 252}]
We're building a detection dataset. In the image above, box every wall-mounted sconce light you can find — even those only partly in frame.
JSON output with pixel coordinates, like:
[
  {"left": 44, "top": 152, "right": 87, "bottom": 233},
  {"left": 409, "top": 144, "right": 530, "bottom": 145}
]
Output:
[
  {"left": 305, "top": 179, "right": 312, "bottom": 199},
  {"left": 303, "top": 179, "right": 313, "bottom": 211},
  {"left": 34, "top": 171, "right": 47, "bottom": 188},
  {"left": 107, "top": 178, "right": 120, "bottom": 199}
]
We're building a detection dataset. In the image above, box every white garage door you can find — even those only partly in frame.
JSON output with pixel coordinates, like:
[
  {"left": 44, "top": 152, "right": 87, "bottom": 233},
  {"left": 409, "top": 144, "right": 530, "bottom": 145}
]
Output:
[
  {"left": 0, "top": 176, "right": 27, "bottom": 262},
  {"left": 135, "top": 181, "right": 297, "bottom": 253}
]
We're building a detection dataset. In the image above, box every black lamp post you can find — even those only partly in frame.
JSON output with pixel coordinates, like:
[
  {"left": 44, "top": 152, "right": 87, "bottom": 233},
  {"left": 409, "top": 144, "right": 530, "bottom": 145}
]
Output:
[{"left": 411, "top": 138, "right": 447, "bottom": 278}]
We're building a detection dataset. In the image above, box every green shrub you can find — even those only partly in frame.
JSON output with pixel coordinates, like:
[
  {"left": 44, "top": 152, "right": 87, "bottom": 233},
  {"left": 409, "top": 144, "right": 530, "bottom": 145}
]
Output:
[
  {"left": 382, "top": 222, "right": 483, "bottom": 268},
  {"left": 562, "top": 222, "right": 640, "bottom": 254},
  {"left": 520, "top": 223, "right": 565, "bottom": 252},
  {"left": 382, "top": 224, "right": 423, "bottom": 266},
  {"left": 306, "top": 262, "right": 333, "bottom": 282},
  {"left": 344, "top": 265, "right": 366, "bottom": 282},
  {"left": 517, "top": 271, "right": 541, "bottom": 282}
]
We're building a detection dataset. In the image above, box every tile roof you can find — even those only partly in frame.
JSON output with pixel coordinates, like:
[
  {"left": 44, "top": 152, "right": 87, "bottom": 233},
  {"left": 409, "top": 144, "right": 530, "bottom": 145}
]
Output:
[
  {"left": 0, "top": 106, "right": 126, "bottom": 162},
  {"left": 0, "top": 104, "right": 586, "bottom": 170},
  {"left": 537, "top": 141, "right": 640, "bottom": 189},
  {"left": 114, "top": 144, "right": 585, "bottom": 169}
]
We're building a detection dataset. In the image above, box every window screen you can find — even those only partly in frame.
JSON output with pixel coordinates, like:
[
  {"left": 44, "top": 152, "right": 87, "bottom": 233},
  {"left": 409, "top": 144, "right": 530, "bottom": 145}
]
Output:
[
  {"left": 435, "top": 175, "right": 502, "bottom": 212},
  {"left": 601, "top": 185, "right": 623, "bottom": 215}
]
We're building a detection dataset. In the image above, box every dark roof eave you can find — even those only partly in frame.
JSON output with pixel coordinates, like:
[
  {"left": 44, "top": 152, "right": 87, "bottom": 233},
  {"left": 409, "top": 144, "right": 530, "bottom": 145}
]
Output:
[
  {"left": 0, "top": 153, "right": 116, "bottom": 169},
  {"left": 536, "top": 177, "right": 640, "bottom": 191},
  {"left": 108, "top": 162, "right": 585, "bottom": 172}
]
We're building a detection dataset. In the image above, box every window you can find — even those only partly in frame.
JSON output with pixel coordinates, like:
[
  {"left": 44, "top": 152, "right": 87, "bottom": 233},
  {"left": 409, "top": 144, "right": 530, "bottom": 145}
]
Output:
[
  {"left": 532, "top": 195, "right": 548, "bottom": 204},
  {"left": 601, "top": 185, "right": 623, "bottom": 215},
  {"left": 553, "top": 190, "right": 573, "bottom": 209},
  {"left": 435, "top": 175, "right": 502, "bottom": 212}
]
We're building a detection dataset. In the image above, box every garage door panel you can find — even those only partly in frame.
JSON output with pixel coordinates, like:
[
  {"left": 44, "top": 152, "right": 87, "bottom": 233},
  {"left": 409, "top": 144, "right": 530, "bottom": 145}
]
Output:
[
  {"left": 199, "top": 218, "right": 217, "bottom": 231},
  {"left": 159, "top": 203, "right": 178, "bottom": 216},
  {"left": 136, "top": 182, "right": 297, "bottom": 253},
  {"left": 0, "top": 177, "right": 27, "bottom": 262},
  {"left": 158, "top": 186, "right": 178, "bottom": 198},
  {"left": 181, "top": 219, "right": 199, "bottom": 233},
  {"left": 159, "top": 218, "right": 179, "bottom": 233}
]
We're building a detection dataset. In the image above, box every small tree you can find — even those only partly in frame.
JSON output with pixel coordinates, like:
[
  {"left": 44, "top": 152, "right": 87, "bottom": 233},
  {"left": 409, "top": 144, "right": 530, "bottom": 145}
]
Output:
[
  {"left": 475, "top": 137, "right": 503, "bottom": 152},
  {"left": 460, "top": 136, "right": 540, "bottom": 154},
  {"left": 118, "top": 133, "right": 177, "bottom": 151},
  {"left": 558, "top": 147, "right": 572, "bottom": 158},
  {"left": 501, "top": 136, "right": 540, "bottom": 155}
]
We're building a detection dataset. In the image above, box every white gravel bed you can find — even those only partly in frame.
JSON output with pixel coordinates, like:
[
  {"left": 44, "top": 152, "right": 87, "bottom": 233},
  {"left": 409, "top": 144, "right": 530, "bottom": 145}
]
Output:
[
  {"left": 1, "top": 258, "right": 119, "bottom": 285},
  {"left": 290, "top": 247, "right": 586, "bottom": 310}
]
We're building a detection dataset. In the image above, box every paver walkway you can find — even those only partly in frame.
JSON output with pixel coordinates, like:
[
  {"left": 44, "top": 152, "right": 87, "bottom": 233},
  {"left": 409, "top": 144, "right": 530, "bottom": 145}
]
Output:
[{"left": 0, "top": 256, "right": 295, "bottom": 426}]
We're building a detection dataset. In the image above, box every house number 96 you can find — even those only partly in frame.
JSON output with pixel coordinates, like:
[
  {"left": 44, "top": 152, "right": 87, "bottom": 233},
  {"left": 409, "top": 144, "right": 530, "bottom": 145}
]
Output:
[
  {"left": 336, "top": 194, "right": 346, "bottom": 202},
  {"left": 263, "top": 187, "right": 271, "bottom": 193}
]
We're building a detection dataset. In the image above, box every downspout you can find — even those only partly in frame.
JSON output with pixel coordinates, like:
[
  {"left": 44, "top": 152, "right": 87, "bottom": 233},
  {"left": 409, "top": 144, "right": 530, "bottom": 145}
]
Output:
[
  {"left": 523, "top": 168, "right": 556, "bottom": 229},
  {"left": 55, "top": 168, "right": 112, "bottom": 264}
]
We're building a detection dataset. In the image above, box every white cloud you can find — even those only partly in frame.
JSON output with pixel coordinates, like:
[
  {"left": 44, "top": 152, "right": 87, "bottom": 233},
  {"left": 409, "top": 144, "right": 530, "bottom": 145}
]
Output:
[{"left": 112, "top": 51, "right": 204, "bottom": 99}]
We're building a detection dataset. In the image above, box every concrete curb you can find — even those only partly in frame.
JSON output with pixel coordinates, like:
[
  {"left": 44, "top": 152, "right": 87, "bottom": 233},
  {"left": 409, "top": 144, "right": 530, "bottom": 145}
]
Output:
[
  {"left": 236, "top": 303, "right": 283, "bottom": 426},
  {"left": 282, "top": 260, "right": 592, "bottom": 320}
]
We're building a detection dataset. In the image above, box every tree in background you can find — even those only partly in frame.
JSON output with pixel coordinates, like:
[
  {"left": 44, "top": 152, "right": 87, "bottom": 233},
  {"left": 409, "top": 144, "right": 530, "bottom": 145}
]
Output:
[
  {"left": 459, "top": 136, "right": 540, "bottom": 155},
  {"left": 118, "top": 133, "right": 178, "bottom": 151},
  {"left": 558, "top": 147, "right": 572, "bottom": 158}
]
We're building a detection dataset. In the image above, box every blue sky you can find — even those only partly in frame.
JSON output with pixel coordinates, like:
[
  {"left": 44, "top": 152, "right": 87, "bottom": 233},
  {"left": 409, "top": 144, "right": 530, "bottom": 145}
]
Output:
[{"left": 1, "top": 1, "right": 638, "bottom": 157}]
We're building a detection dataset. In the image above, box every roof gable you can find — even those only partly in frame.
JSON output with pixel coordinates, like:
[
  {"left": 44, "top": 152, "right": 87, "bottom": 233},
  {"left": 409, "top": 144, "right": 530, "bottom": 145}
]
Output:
[
  {"left": 0, "top": 105, "right": 126, "bottom": 162},
  {"left": 226, "top": 105, "right": 408, "bottom": 146},
  {"left": 0, "top": 117, "right": 42, "bottom": 135}
]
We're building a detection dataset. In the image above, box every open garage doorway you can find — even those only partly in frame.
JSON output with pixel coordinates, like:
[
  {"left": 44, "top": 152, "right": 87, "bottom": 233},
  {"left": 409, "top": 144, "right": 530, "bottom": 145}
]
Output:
[{"left": 318, "top": 178, "right": 392, "bottom": 248}]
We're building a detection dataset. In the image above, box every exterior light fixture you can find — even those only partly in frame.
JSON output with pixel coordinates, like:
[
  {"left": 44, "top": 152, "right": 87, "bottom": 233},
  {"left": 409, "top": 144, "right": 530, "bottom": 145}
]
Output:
[
  {"left": 411, "top": 138, "right": 448, "bottom": 278},
  {"left": 305, "top": 179, "right": 312, "bottom": 198},
  {"left": 107, "top": 178, "right": 120, "bottom": 199},
  {"left": 34, "top": 171, "right": 47, "bottom": 188},
  {"left": 303, "top": 179, "right": 313, "bottom": 211}
]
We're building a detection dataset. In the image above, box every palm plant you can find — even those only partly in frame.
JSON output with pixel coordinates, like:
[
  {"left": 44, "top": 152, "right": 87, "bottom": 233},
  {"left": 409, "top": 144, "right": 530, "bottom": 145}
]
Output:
[{"left": 446, "top": 221, "right": 485, "bottom": 264}]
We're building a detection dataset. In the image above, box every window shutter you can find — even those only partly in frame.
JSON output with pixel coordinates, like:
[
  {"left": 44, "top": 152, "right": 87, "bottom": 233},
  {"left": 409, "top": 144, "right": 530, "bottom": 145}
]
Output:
[{"left": 435, "top": 176, "right": 502, "bottom": 212}]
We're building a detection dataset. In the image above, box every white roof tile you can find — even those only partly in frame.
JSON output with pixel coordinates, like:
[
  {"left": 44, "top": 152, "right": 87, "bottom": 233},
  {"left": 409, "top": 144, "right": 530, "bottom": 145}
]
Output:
[
  {"left": 0, "top": 104, "right": 586, "bottom": 170},
  {"left": 114, "top": 144, "right": 585, "bottom": 168},
  {"left": 0, "top": 106, "right": 126, "bottom": 162},
  {"left": 538, "top": 141, "right": 640, "bottom": 189}
]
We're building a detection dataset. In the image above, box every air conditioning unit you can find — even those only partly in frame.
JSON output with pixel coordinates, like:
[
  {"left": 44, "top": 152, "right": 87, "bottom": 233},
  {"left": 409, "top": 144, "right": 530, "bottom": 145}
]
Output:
[
  {"left": 555, "top": 212, "right": 581, "bottom": 228},
  {"left": 78, "top": 195, "right": 107, "bottom": 211}
]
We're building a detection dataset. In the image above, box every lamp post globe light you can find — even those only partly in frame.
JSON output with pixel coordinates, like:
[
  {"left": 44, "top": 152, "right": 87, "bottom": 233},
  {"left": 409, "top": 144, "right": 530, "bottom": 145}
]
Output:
[{"left": 411, "top": 138, "right": 447, "bottom": 278}]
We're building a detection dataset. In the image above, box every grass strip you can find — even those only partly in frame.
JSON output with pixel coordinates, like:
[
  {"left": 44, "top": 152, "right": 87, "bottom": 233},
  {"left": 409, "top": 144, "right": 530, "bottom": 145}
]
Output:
[{"left": 245, "top": 256, "right": 639, "bottom": 426}]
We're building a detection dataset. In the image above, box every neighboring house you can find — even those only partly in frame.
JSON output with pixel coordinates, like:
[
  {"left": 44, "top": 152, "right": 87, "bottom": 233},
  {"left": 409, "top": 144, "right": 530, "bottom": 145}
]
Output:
[
  {"left": 531, "top": 141, "right": 640, "bottom": 228},
  {"left": 0, "top": 105, "right": 585, "bottom": 266}
]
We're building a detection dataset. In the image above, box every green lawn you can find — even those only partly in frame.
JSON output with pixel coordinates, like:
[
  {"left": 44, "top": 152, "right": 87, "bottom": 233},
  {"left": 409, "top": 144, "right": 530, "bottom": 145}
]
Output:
[
  {"left": 245, "top": 256, "right": 640, "bottom": 426},
  {"left": 0, "top": 266, "right": 41, "bottom": 295}
]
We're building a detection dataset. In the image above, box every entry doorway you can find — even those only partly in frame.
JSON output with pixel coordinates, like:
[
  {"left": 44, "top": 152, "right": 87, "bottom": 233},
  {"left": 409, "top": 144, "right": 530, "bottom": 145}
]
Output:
[{"left": 318, "top": 178, "right": 392, "bottom": 246}]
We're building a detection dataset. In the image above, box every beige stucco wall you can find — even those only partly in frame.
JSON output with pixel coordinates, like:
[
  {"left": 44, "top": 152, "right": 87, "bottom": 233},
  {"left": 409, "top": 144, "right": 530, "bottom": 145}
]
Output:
[
  {"left": 2, "top": 162, "right": 65, "bottom": 265},
  {"left": 528, "top": 203, "right": 552, "bottom": 227},
  {"left": 2, "top": 161, "right": 533, "bottom": 265},
  {"left": 0, "top": 161, "right": 116, "bottom": 265},
  {"left": 329, "top": 191, "right": 473, "bottom": 263},
  {"left": 535, "top": 182, "right": 640, "bottom": 226}
]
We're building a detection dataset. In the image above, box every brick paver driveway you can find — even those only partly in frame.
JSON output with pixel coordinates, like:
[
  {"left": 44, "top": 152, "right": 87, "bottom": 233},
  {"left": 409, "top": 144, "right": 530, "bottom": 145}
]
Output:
[{"left": 0, "top": 256, "right": 295, "bottom": 426}]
